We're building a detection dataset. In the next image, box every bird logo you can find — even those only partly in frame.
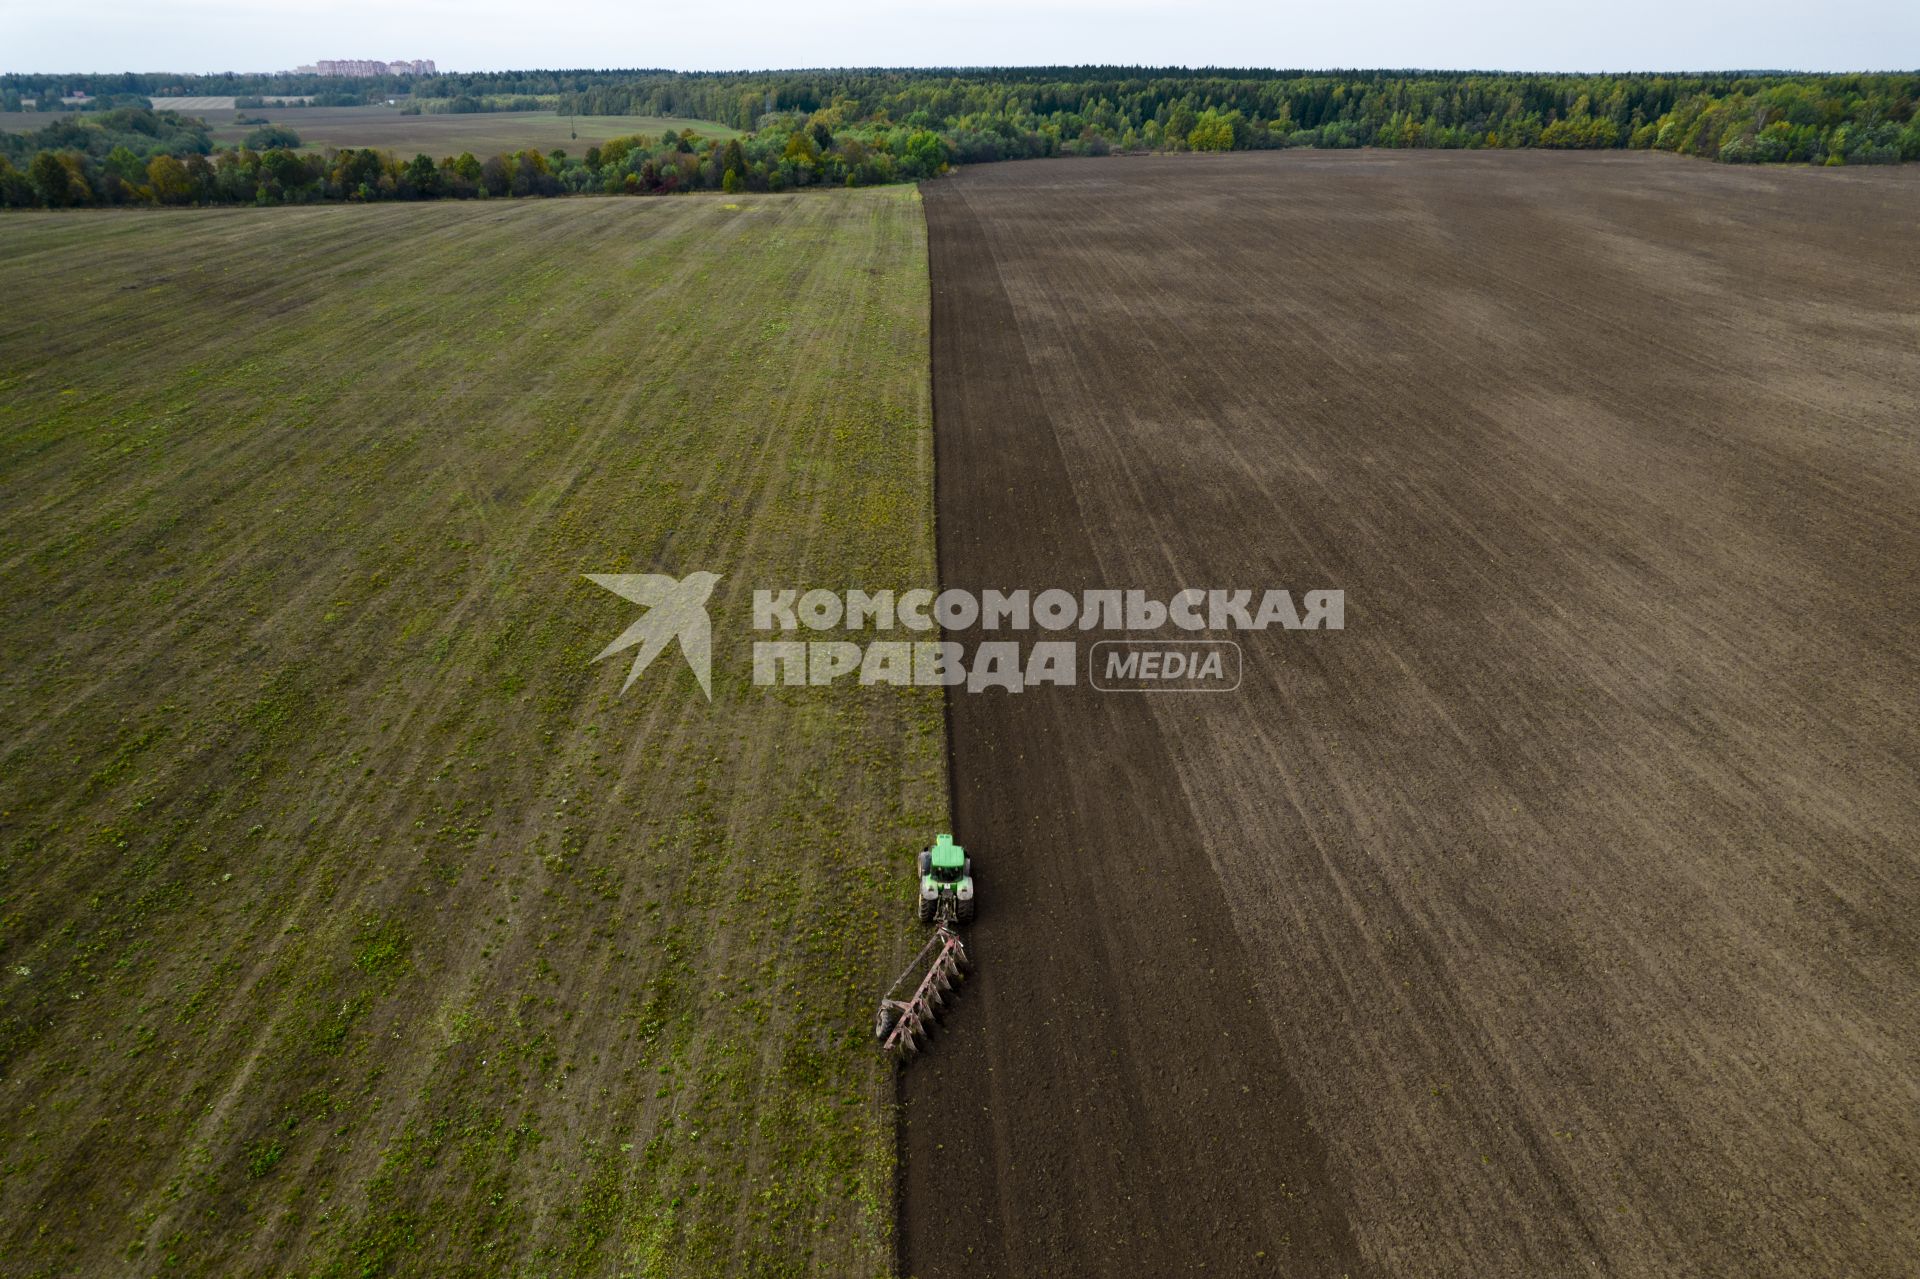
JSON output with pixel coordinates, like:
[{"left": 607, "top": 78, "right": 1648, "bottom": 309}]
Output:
[{"left": 585, "top": 571, "right": 721, "bottom": 700}]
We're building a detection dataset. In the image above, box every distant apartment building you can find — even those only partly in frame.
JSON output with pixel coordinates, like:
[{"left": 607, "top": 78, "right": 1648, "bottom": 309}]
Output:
[{"left": 294, "top": 59, "right": 437, "bottom": 77}]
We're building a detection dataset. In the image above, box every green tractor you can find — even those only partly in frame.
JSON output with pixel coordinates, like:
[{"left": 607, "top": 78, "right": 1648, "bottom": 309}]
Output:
[
  {"left": 877, "top": 833, "right": 975, "bottom": 1060},
  {"left": 916, "top": 832, "right": 975, "bottom": 925}
]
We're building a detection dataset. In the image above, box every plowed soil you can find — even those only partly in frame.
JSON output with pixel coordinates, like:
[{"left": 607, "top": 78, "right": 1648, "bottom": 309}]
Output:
[{"left": 906, "top": 151, "right": 1920, "bottom": 1277}]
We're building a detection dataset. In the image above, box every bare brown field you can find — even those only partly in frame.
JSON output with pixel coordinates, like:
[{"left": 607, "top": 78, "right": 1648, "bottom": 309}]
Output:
[{"left": 911, "top": 150, "right": 1920, "bottom": 1277}]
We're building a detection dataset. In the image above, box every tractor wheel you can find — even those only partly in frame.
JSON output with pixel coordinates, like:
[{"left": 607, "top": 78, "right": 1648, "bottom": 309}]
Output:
[
  {"left": 917, "top": 850, "right": 930, "bottom": 875},
  {"left": 962, "top": 857, "right": 971, "bottom": 877},
  {"left": 957, "top": 896, "right": 975, "bottom": 924},
  {"left": 916, "top": 896, "right": 934, "bottom": 924}
]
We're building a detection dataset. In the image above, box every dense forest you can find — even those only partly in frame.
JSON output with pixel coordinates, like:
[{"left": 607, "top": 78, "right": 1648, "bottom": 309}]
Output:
[
  {"left": 552, "top": 68, "right": 1920, "bottom": 164},
  {"left": 3, "top": 68, "right": 1916, "bottom": 208}
]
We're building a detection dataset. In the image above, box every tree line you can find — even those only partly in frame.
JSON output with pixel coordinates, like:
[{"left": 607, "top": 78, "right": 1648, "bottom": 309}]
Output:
[
  {"left": 556, "top": 68, "right": 1914, "bottom": 165},
  {"left": 2, "top": 70, "right": 1915, "bottom": 210},
  {"left": 0, "top": 109, "right": 951, "bottom": 207}
]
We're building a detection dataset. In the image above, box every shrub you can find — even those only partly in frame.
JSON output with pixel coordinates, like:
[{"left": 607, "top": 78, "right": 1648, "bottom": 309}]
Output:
[{"left": 243, "top": 124, "right": 302, "bottom": 150}]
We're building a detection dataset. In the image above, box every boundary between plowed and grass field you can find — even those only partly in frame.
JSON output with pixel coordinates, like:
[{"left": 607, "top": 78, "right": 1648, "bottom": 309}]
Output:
[{"left": 891, "top": 178, "right": 953, "bottom": 1279}]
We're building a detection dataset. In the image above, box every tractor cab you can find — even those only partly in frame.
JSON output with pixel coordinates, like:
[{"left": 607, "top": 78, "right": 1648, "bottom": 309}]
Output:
[
  {"left": 928, "top": 836, "right": 966, "bottom": 882},
  {"left": 917, "top": 833, "right": 975, "bottom": 923}
]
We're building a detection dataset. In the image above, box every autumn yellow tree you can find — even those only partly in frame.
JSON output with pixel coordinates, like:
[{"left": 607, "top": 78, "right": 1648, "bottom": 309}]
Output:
[
  {"left": 1187, "top": 109, "right": 1238, "bottom": 152},
  {"left": 145, "top": 154, "right": 194, "bottom": 205}
]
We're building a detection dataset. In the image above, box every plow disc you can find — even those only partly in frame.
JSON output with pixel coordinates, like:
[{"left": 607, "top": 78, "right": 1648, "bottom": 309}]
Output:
[{"left": 876, "top": 924, "right": 970, "bottom": 1062}]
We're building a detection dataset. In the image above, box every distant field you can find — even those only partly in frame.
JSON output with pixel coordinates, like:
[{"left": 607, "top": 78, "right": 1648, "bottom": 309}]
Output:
[
  {"left": 152, "top": 95, "right": 241, "bottom": 111},
  {"left": 151, "top": 95, "right": 314, "bottom": 110},
  {"left": 0, "top": 106, "right": 739, "bottom": 156},
  {"left": 203, "top": 106, "right": 740, "bottom": 154},
  {"left": 0, "top": 191, "right": 939, "bottom": 1276}
]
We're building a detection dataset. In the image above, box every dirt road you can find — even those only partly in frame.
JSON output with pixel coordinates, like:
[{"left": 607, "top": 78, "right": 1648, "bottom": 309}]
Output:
[{"left": 905, "top": 151, "right": 1920, "bottom": 1276}]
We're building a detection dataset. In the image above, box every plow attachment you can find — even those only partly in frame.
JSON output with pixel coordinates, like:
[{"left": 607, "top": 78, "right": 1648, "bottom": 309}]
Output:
[{"left": 875, "top": 924, "right": 970, "bottom": 1062}]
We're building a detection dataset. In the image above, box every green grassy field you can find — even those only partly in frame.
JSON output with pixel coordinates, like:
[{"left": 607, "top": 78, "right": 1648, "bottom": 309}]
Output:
[
  {"left": 0, "top": 191, "right": 940, "bottom": 1276},
  {"left": 0, "top": 107, "right": 741, "bottom": 156},
  {"left": 206, "top": 107, "right": 741, "bottom": 154}
]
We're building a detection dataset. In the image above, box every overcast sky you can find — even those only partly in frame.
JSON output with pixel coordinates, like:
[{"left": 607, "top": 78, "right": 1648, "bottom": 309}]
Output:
[{"left": 7, "top": 0, "right": 1917, "bottom": 75}]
